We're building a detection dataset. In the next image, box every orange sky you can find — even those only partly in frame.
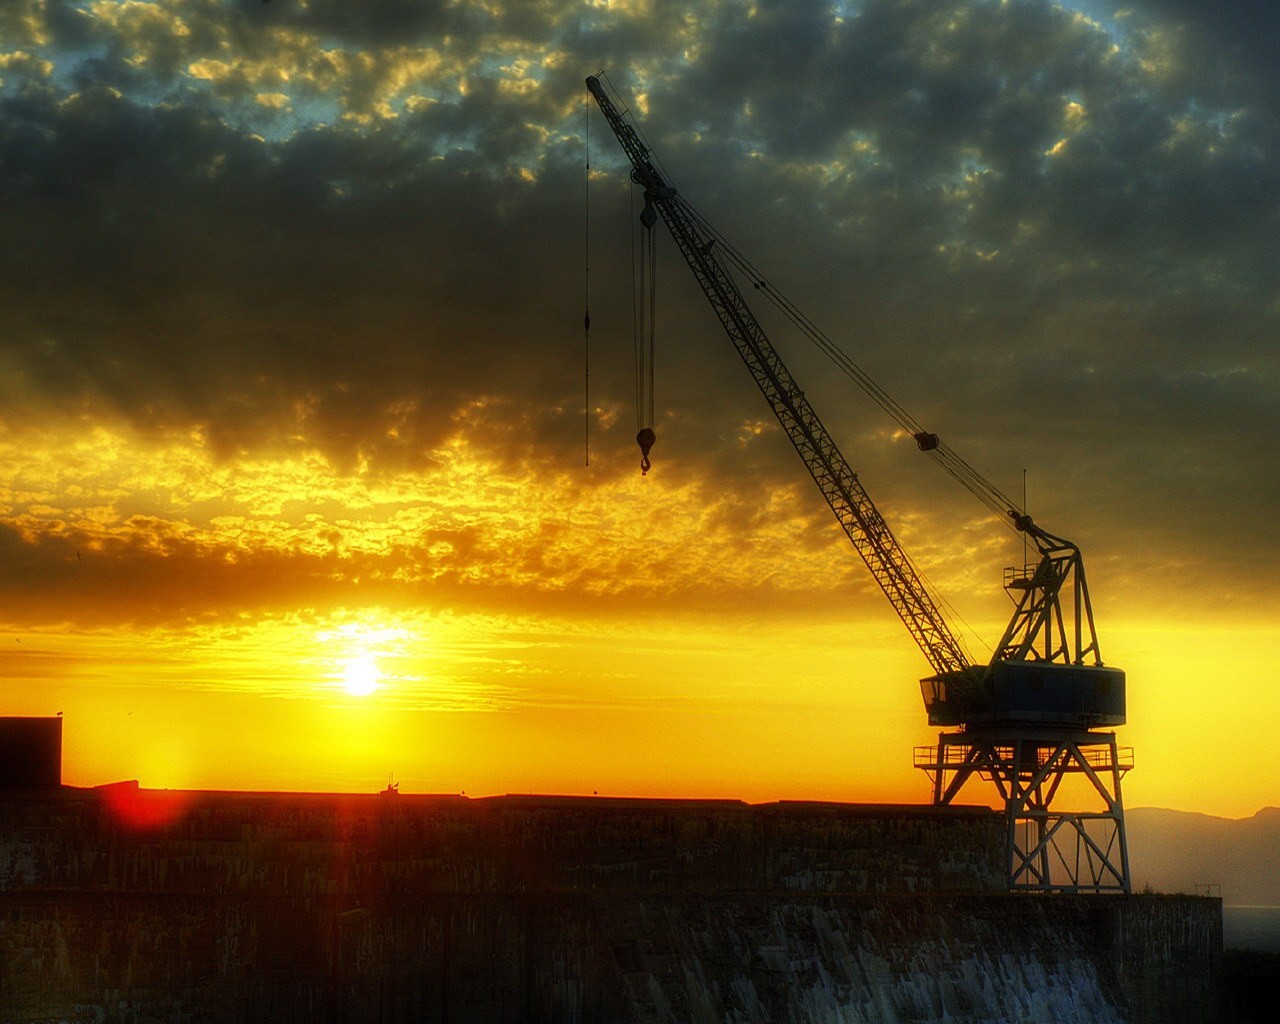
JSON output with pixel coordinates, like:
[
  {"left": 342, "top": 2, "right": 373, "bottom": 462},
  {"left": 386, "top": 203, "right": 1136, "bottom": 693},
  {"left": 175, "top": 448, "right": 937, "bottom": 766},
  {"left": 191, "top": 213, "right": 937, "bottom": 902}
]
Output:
[
  {"left": 1, "top": 419, "right": 1275, "bottom": 817},
  {"left": 2, "top": 1, "right": 1278, "bottom": 818}
]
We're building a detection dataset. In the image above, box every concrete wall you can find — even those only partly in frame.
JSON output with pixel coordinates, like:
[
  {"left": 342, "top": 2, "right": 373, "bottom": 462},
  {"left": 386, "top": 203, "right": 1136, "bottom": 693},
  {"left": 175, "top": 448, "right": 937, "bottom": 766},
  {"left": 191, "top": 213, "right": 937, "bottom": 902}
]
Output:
[
  {"left": 0, "top": 790, "right": 1007, "bottom": 897},
  {"left": 0, "top": 789, "right": 1221, "bottom": 1023}
]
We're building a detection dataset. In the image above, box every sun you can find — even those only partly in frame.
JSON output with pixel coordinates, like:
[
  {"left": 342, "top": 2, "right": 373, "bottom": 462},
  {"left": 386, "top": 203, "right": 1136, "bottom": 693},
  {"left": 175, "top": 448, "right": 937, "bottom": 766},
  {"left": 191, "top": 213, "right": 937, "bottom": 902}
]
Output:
[
  {"left": 317, "top": 618, "right": 412, "bottom": 698},
  {"left": 341, "top": 654, "right": 382, "bottom": 697}
]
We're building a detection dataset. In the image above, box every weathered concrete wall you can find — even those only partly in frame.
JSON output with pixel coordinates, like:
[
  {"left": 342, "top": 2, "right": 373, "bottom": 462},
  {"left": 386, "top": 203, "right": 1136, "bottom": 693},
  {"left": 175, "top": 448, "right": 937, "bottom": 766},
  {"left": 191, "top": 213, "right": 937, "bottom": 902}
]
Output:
[
  {"left": 0, "top": 789, "right": 1221, "bottom": 1023},
  {"left": 0, "top": 790, "right": 1006, "bottom": 897}
]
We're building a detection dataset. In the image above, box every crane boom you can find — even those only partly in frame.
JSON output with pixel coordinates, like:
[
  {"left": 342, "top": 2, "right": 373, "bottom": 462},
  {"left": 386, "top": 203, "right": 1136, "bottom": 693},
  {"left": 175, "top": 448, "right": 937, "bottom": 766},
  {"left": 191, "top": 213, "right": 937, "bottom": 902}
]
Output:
[
  {"left": 587, "top": 75, "right": 1123, "bottom": 733},
  {"left": 589, "top": 75, "right": 1133, "bottom": 894},
  {"left": 586, "top": 76, "right": 972, "bottom": 680}
]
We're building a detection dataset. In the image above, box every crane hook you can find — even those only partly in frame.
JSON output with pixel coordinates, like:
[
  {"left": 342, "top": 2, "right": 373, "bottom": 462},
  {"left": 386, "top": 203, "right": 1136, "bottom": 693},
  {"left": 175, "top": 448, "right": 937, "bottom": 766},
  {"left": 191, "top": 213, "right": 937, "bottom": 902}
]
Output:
[{"left": 636, "top": 427, "right": 656, "bottom": 475}]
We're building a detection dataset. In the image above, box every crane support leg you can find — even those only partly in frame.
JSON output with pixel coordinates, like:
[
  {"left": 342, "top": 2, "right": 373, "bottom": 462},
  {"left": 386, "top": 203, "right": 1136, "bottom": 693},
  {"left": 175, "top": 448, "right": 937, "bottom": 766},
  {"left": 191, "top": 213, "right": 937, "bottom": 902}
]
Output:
[{"left": 915, "top": 729, "right": 1132, "bottom": 893}]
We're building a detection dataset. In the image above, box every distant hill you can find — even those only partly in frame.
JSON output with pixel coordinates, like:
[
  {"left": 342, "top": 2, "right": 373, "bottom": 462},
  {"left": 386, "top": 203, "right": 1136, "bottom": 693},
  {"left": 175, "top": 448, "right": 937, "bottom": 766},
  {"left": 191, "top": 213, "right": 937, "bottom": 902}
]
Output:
[{"left": 1127, "top": 806, "right": 1280, "bottom": 905}]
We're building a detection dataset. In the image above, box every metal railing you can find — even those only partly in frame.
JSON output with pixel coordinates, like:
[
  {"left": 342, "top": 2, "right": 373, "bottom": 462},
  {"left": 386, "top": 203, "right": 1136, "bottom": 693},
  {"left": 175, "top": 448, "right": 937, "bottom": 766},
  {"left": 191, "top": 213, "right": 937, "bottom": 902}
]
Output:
[{"left": 914, "top": 743, "right": 1134, "bottom": 772}]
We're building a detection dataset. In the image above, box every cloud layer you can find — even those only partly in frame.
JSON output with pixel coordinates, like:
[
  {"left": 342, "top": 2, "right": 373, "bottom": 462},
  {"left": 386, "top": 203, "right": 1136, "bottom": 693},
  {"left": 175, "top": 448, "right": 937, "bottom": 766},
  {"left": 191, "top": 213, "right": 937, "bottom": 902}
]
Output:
[{"left": 2, "top": 0, "right": 1276, "bottom": 633}]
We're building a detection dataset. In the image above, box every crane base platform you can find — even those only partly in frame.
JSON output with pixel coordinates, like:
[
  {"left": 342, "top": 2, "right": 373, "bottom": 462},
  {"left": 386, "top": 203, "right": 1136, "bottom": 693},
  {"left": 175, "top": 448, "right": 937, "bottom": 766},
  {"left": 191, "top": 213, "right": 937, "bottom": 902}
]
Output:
[{"left": 915, "top": 727, "right": 1132, "bottom": 893}]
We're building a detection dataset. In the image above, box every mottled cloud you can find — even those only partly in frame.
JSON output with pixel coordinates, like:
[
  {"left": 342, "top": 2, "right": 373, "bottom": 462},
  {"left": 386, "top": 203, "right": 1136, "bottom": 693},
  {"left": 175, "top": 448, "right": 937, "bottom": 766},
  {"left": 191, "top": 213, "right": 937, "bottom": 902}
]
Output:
[
  {"left": 0, "top": 416, "right": 891, "bottom": 631},
  {"left": 1, "top": 0, "right": 1276, "bottom": 635}
]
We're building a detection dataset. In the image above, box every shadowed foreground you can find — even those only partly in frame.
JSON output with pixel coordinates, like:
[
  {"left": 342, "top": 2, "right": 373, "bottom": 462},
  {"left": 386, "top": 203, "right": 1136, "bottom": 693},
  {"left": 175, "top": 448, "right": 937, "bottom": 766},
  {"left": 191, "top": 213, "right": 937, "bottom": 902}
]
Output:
[{"left": 0, "top": 788, "right": 1220, "bottom": 1022}]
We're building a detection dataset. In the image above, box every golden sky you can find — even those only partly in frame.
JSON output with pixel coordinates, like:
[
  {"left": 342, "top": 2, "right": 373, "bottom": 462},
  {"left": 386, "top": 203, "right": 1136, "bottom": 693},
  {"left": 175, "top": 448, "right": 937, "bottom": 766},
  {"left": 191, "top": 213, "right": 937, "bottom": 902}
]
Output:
[{"left": 1, "top": 0, "right": 1277, "bottom": 817}]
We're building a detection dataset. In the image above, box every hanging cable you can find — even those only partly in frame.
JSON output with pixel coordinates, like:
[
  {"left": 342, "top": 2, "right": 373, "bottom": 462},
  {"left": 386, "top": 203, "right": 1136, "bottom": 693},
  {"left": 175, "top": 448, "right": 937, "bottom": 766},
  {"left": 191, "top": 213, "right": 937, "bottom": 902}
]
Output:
[
  {"left": 599, "top": 73, "right": 657, "bottom": 475},
  {"left": 635, "top": 198, "right": 658, "bottom": 474},
  {"left": 646, "top": 209, "right": 657, "bottom": 429},
  {"left": 583, "top": 92, "right": 591, "bottom": 467},
  {"left": 630, "top": 183, "right": 641, "bottom": 431}
]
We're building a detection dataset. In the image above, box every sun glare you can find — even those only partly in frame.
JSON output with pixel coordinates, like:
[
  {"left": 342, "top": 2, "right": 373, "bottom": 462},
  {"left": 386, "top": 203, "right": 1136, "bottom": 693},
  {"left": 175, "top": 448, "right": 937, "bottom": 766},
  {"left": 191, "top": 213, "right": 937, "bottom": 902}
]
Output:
[
  {"left": 316, "top": 620, "right": 415, "bottom": 699},
  {"left": 341, "top": 654, "right": 382, "bottom": 697}
]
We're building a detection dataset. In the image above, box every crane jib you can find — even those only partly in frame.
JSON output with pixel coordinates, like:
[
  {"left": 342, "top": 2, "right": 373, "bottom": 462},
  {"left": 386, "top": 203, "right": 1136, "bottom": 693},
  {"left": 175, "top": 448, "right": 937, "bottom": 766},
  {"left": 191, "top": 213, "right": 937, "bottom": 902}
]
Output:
[{"left": 587, "top": 76, "right": 971, "bottom": 681}]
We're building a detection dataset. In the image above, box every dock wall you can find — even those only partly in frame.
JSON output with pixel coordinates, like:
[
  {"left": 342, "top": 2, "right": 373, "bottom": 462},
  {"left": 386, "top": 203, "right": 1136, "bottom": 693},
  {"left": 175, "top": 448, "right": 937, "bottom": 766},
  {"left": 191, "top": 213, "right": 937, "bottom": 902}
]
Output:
[{"left": 0, "top": 789, "right": 1221, "bottom": 1022}]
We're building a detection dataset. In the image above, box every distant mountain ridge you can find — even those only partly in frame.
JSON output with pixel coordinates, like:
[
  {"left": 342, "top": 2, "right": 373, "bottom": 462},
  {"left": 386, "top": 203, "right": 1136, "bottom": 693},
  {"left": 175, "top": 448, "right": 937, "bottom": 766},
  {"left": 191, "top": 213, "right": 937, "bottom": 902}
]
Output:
[{"left": 1127, "top": 806, "right": 1280, "bottom": 905}]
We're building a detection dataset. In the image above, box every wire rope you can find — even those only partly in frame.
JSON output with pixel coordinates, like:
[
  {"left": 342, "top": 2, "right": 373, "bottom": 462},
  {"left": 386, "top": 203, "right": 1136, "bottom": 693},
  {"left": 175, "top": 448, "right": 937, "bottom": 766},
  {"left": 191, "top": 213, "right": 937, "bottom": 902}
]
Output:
[
  {"left": 583, "top": 92, "right": 591, "bottom": 467},
  {"left": 679, "top": 198, "right": 1024, "bottom": 534},
  {"left": 629, "top": 184, "right": 642, "bottom": 432},
  {"left": 645, "top": 223, "right": 657, "bottom": 427}
]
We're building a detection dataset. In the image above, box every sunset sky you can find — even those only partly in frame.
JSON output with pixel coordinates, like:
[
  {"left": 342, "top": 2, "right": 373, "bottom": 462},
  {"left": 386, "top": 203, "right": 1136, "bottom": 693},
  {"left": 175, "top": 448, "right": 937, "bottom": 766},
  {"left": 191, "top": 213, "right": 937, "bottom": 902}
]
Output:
[{"left": 1, "top": 0, "right": 1276, "bottom": 816}]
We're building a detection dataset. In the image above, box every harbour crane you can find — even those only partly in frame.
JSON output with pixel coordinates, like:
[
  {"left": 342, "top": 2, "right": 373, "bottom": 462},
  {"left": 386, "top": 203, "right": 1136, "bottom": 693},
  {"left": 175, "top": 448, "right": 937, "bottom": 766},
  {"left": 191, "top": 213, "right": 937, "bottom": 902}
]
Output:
[{"left": 587, "top": 75, "right": 1132, "bottom": 894}]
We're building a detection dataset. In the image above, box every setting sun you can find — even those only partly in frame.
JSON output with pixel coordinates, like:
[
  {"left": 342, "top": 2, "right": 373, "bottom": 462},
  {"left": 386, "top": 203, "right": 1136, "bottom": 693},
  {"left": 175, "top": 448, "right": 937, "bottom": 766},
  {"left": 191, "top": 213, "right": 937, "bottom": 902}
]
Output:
[{"left": 340, "top": 654, "right": 382, "bottom": 697}]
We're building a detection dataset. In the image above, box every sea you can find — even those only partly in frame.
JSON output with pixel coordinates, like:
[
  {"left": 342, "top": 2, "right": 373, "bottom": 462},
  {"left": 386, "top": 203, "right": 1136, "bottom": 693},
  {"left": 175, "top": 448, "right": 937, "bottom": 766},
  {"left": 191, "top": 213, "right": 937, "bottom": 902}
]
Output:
[{"left": 1223, "top": 906, "right": 1280, "bottom": 953}]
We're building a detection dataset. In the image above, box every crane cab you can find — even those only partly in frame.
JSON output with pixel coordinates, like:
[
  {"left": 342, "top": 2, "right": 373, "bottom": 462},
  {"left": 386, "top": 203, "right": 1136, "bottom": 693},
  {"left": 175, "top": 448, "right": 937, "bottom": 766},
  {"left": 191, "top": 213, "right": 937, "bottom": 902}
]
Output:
[{"left": 922, "top": 661, "right": 1125, "bottom": 729}]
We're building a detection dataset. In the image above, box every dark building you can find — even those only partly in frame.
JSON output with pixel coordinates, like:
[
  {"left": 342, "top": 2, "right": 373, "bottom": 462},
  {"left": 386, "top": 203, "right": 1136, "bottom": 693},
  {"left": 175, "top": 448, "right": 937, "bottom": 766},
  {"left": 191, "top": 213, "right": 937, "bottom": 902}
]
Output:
[{"left": 0, "top": 715, "right": 62, "bottom": 791}]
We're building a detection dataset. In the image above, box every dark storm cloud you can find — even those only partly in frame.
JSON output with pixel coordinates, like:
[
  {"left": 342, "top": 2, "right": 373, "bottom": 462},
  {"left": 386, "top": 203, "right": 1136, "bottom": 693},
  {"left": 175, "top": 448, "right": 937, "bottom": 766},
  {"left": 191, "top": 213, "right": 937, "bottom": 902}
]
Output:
[
  {"left": 1124, "top": 1, "right": 1280, "bottom": 99},
  {"left": 0, "top": 83, "right": 585, "bottom": 469},
  {"left": 610, "top": 1, "right": 1279, "bottom": 570},
  {"left": 1, "top": 0, "right": 1277, "bottom": 616},
  {"left": 646, "top": 0, "right": 1279, "bottom": 342}
]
